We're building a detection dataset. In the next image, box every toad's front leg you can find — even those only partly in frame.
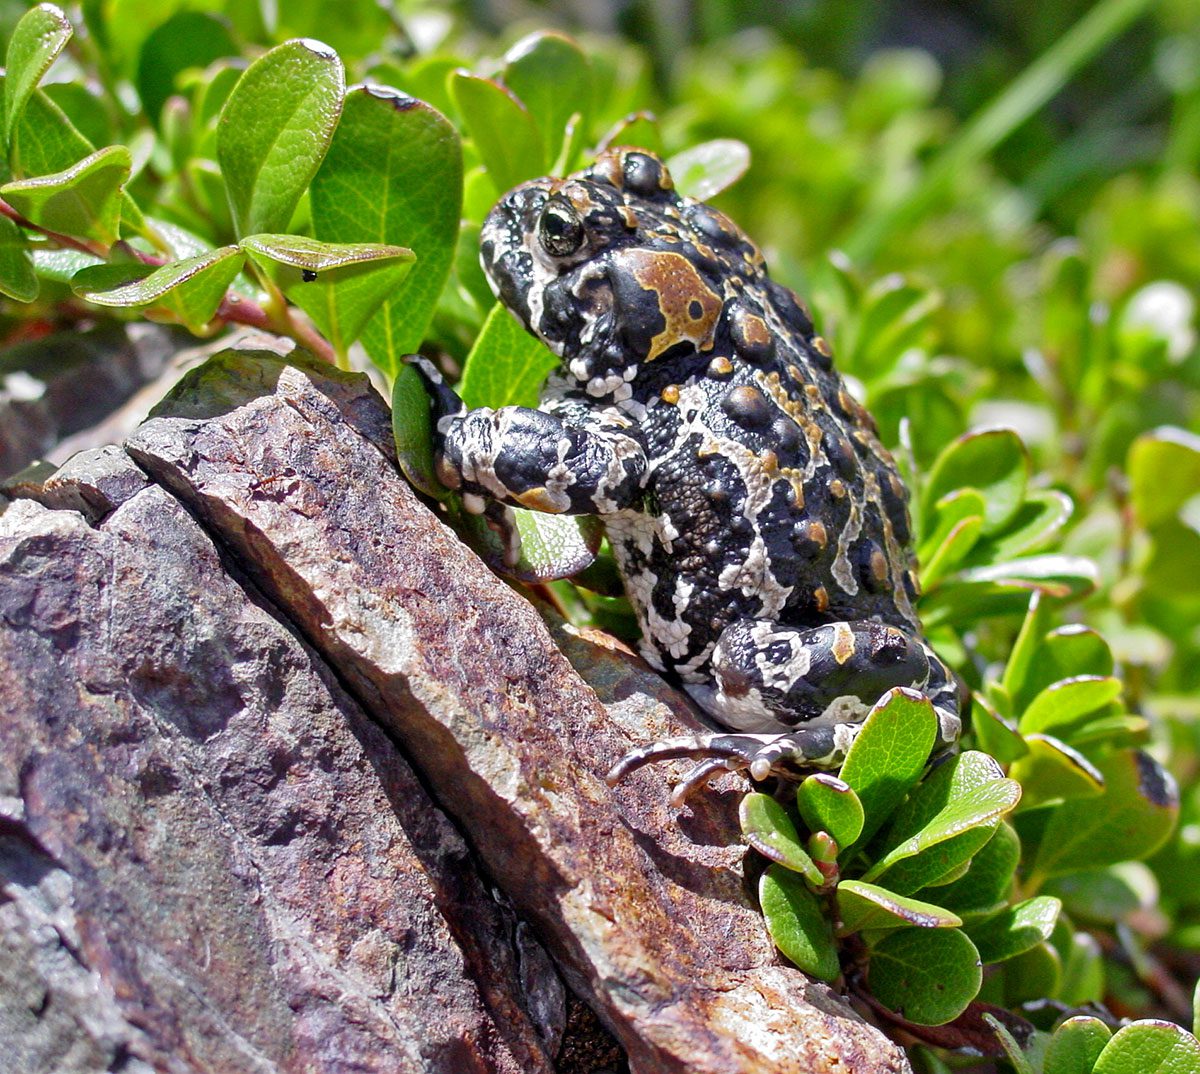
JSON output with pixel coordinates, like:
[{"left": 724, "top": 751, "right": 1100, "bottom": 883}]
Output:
[
  {"left": 608, "top": 619, "right": 961, "bottom": 803},
  {"left": 408, "top": 357, "right": 648, "bottom": 518}
]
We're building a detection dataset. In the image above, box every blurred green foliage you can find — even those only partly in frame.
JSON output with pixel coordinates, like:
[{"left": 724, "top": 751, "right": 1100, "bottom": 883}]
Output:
[{"left": 0, "top": 1, "right": 1198, "bottom": 1069}]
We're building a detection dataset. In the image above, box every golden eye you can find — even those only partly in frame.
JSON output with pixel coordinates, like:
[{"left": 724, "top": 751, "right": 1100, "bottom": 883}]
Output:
[{"left": 537, "top": 198, "right": 585, "bottom": 257}]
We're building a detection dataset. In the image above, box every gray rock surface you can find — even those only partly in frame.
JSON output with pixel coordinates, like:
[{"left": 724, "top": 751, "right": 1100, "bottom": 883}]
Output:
[{"left": 1, "top": 344, "right": 911, "bottom": 1073}]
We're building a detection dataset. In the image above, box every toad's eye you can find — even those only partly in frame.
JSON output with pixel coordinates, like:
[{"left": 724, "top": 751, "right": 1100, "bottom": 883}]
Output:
[{"left": 537, "top": 199, "right": 585, "bottom": 257}]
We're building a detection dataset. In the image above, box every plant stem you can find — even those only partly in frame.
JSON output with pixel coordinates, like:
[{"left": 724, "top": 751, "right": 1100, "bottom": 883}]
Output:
[{"left": 0, "top": 199, "right": 108, "bottom": 258}]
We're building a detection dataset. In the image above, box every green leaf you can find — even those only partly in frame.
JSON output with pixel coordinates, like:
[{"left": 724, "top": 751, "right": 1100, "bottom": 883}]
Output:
[
  {"left": 796, "top": 773, "right": 864, "bottom": 850},
  {"left": 12, "top": 85, "right": 93, "bottom": 179},
  {"left": 1128, "top": 427, "right": 1200, "bottom": 529},
  {"left": 72, "top": 245, "right": 244, "bottom": 330},
  {"left": 1002, "top": 591, "right": 1054, "bottom": 706},
  {"left": 503, "top": 32, "right": 591, "bottom": 171},
  {"left": 666, "top": 139, "right": 751, "bottom": 200},
  {"left": 460, "top": 301, "right": 559, "bottom": 410},
  {"left": 1015, "top": 625, "right": 1116, "bottom": 711},
  {"left": 968, "top": 489, "right": 1074, "bottom": 565},
  {"left": 839, "top": 688, "right": 939, "bottom": 851},
  {"left": 1030, "top": 750, "right": 1179, "bottom": 880},
  {"left": 921, "top": 555, "right": 1098, "bottom": 629},
  {"left": 866, "top": 752, "right": 1021, "bottom": 890},
  {"left": 217, "top": 38, "right": 346, "bottom": 238},
  {"left": 1019, "top": 676, "right": 1123, "bottom": 736},
  {"left": 449, "top": 70, "right": 543, "bottom": 196},
  {"left": 1, "top": 145, "right": 130, "bottom": 246},
  {"left": 759, "top": 864, "right": 840, "bottom": 982},
  {"left": 968, "top": 897, "right": 1061, "bottom": 964},
  {"left": 3, "top": 2, "right": 72, "bottom": 155},
  {"left": 0, "top": 213, "right": 37, "bottom": 301},
  {"left": 311, "top": 85, "right": 462, "bottom": 377},
  {"left": 1093, "top": 1021, "right": 1200, "bottom": 1074},
  {"left": 927, "top": 822, "right": 1019, "bottom": 919},
  {"left": 1045, "top": 863, "right": 1157, "bottom": 924},
  {"left": 1194, "top": 978, "right": 1199, "bottom": 1040},
  {"left": 1045, "top": 1016, "right": 1112, "bottom": 1074},
  {"left": 1002, "top": 941, "right": 1064, "bottom": 1006},
  {"left": 240, "top": 233, "right": 414, "bottom": 357},
  {"left": 454, "top": 506, "right": 601, "bottom": 584},
  {"left": 835, "top": 880, "right": 961, "bottom": 935},
  {"left": 923, "top": 427, "right": 1029, "bottom": 536},
  {"left": 391, "top": 362, "right": 449, "bottom": 501},
  {"left": 739, "top": 792, "right": 823, "bottom": 885},
  {"left": 868, "top": 928, "right": 982, "bottom": 1026},
  {"left": 970, "top": 691, "right": 1028, "bottom": 765},
  {"left": 984, "top": 1013, "right": 1037, "bottom": 1074},
  {"left": 31, "top": 246, "right": 103, "bottom": 283},
  {"left": 1010, "top": 735, "right": 1106, "bottom": 809},
  {"left": 921, "top": 514, "right": 986, "bottom": 589},
  {"left": 135, "top": 11, "right": 236, "bottom": 126},
  {"left": 1058, "top": 929, "right": 1105, "bottom": 1006}
]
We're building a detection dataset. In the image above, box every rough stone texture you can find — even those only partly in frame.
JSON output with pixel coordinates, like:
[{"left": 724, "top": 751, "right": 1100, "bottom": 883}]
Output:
[
  {"left": 115, "top": 348, "right": 911, "bottom": 1074},
  {"left": 0, "top": 323, "right": 181, "bottom": 478},
  {"left": 0, "top": 486, "right": 560, "bottom": 1072}
]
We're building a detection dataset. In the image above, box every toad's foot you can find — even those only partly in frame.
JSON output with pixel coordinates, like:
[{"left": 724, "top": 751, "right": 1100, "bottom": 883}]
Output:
[{"left": 605, "top": 725, "right": 856, "bottom": 806}]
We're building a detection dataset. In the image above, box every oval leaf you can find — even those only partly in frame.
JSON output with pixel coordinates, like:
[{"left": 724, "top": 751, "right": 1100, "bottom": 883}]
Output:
[
  {"left": 666, "top": 139, "right": 751, "bottom": 200},
  {"left": 2, "top": 144, "right": 130, "bottom": 246},
  {"left": 923, "top": 427, "right": 1029, "bottom": 536},
  {"left": 218, "top": 38, "right": 346, "bottom": 238},
  {"left": 73, "top": 245, "right": 245, "bottom": 330},
  {"left": 1128, "top": 427, "right": 1200, "bottom": 529},
  {"left": 740, "top": 792, "right": 824, "bottom": 884},
  {"left": 1009, "top": 734, "right": 1105, "bottom": 809},
  {"left": 1019, "top": 675, "right": 1123, "bottom": 736},
  {"left": 796, "top": 773, "right": 865, "bottom": 850},
  {"left": 312, "top": 85, "right": 462, "bottom": 376},
  {"left": 136, "top": 11, "right": 236, "bottom": 126},
  {"left": 460, "top": 301, "right": 559, "bottom": 409},
  {"left": 868, "top": 927, "right": 982, "bottom": 1026},
  {"left": 1031, "top": 749, "right": 1179, "bottom": 880},
  {"left": 1045, "top": 1016, "right": 1112, "bottom": 1074},
  {"left": 504, "top": 32, "right": 591, "bottom": 171},
  {"left": 759, "top": 864, "right": 840, "bottom": 982},
  {"left": 241, "top": 233, "right": 414, "bottom": 355},
  {"left": 3, "top": 2, "right": 72, "bottom": 156},
  {"left": 969, "top": 489, "right": 1074, "bottom": 565},
  {"left": 1093, "top": 1020, "right": 1200, "bottom": 1074},
  {"left": 448, "top": 71, "right": 543, "bottom": 197},
  {"left": 867, "top": 752, "right": 1021, "bottom": 884},
  {"left": 968, "top": 896, "right": 1061, "bottom": 964},
  {"left": 836, "top": 880, "right": 961, "bottom": 935},
  {"left": 839, "top": 688, "right": 938, "bottom": 851},
  {"left": 927, "top": 822, "right": 1020, "bottom": 918}
]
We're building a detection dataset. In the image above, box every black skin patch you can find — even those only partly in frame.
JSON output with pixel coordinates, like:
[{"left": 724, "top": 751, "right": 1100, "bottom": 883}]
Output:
[{"left": 426, "top": 147, "right": 962, "bottom": 791}]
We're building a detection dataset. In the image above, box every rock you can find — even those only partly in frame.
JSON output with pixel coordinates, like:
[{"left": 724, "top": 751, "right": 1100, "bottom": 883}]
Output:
[
  {"left": 120, "top": 347, "right": 911, "bottom": 1074},
  {"left": 0, "top": 487, "right": 560, "bottom": 1072}
]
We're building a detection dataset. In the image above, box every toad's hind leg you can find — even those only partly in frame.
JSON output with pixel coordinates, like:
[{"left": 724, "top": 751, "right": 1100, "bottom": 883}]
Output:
[{"left": 608, "top": 619, "right": 960, "bottom": 802}]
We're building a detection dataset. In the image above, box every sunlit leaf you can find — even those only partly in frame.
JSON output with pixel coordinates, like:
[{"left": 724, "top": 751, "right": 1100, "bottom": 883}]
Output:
[
  {"left": 740, "top": 792, "right": 823, "bottom": 885},
  {"left": 796, "top": 773, "right": 864, "bottom": 850},
  {"left": 839, "top": 688, "right": 938, "bottom": 851},
  {"left": 218, "top": 38, "right": 346, "bottom": 238},
  {"left": 836, "top": 880, "right": 961, "bottom": 935},
  {"left": 460, "top": 301, "right": 558, "bottom": 409},
  {"left": 667, "top": 139, "right": 751, "bottom": 200},
  {"left": 759, "top": 864, "right": 840, "bottom": 982},
  {"left": 2, "top": 145, "right": 130, "bottom": 246},
  {"left": 3, "top": 2, "right": 72, "bottom": 156},
  {"left": 312, "top": 85, "right": 462, "bottom": 377}
]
